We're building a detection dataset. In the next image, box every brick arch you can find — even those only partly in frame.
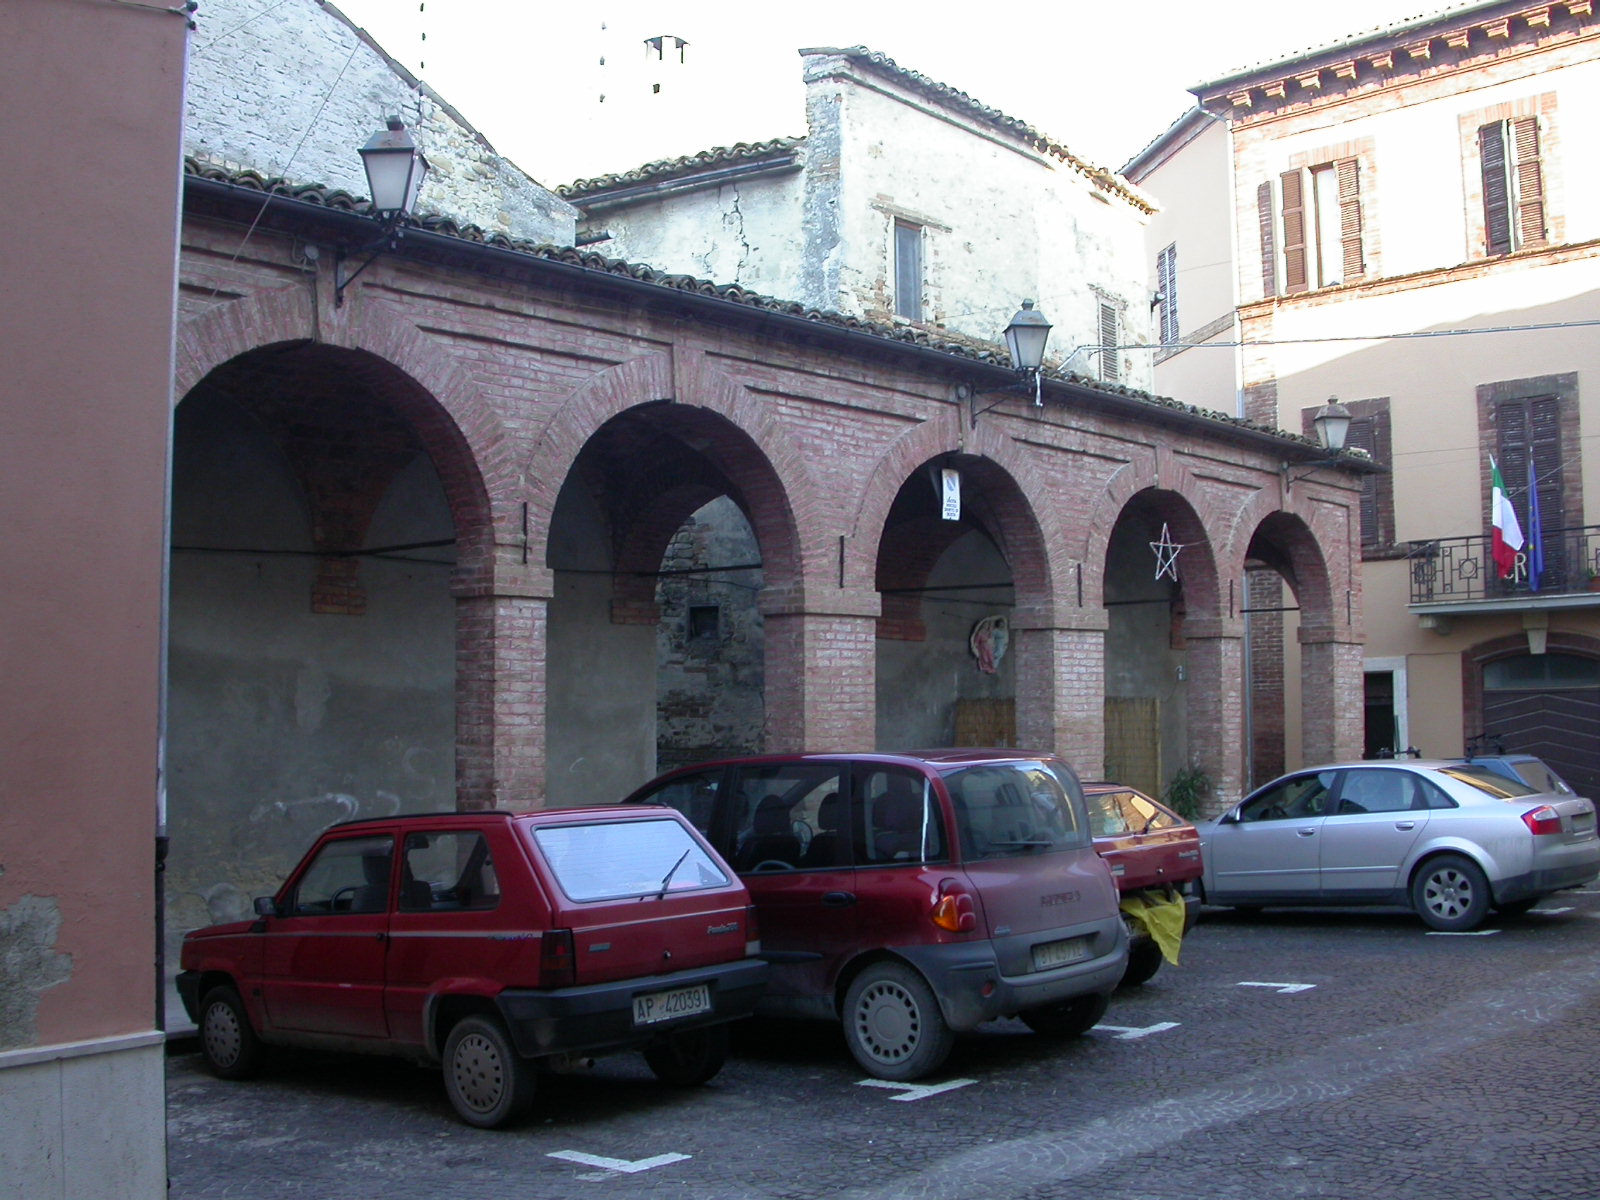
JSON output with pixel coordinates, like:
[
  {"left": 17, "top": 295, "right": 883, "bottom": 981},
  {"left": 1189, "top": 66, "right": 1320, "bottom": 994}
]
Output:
[
  {"left": 1088, "top": 452, "right": 1225, "bottom": 618},
  {"left": 1232, "top": 487, "right": 1346, "bottom": 635},
  {"left": 525, "top": 352, "right": 813, "bottom": 594},
  {"left": 174, "top": 292, "right": 507, "bottom": 562},
  {"left": 848, "top": 410, "right": 1066, "bottom": 610}
]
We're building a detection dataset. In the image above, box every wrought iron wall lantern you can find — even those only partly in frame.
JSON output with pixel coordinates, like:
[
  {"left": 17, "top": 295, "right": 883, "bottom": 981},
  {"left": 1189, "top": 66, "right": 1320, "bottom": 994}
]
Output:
[
  {"left": 1281, "top": 398, "right": 1355, "bottom": 491},
  {"left": 335, "top": 117, "right": 430, "bottom": 307},
  {"left": 965, "top": 300, "right": 1053, "bottom": 427}
]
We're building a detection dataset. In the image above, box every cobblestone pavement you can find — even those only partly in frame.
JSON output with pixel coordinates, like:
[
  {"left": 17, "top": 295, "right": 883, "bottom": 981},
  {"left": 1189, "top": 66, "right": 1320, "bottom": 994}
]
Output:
[{"left": 166, "top": 890, "right": 1600, "bottom": 1199}]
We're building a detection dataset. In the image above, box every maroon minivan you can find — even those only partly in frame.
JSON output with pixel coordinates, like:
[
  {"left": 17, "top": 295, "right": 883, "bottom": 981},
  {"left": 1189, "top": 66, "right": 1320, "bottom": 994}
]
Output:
[
  {"left": 178, "top": 807, "right": 767, "bottom": 1127},
  {"left": 623, "top": 751, "right": 1127, "bottom": 1080}
]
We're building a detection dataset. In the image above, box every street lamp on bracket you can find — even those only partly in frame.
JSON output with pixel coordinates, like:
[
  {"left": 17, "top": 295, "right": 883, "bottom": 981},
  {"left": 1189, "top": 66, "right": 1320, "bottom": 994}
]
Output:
[
  {"left": 335, "top": 117, "right": 430, "bottom": 307},
  {"left": 1281, "top": 398, "right": 1356, "bottom": 491},
  {"left": 965, "top": 300, "right": 1054, "bottom": 427}
]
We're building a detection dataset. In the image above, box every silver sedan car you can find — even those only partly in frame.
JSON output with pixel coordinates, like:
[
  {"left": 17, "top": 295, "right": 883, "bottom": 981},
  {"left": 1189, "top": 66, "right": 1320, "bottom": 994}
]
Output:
[{"left": 1198, "top": 760, "right": 1600, "bottom": 931}]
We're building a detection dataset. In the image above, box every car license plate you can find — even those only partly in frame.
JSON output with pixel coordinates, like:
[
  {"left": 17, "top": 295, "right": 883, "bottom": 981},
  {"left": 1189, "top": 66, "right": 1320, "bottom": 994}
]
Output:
[
  {"left": 633, "top": 983, "right": 711, "bottom": 1025},
  {"left": 1032, "top": 937, "right": 1089, "bottom": 971}
]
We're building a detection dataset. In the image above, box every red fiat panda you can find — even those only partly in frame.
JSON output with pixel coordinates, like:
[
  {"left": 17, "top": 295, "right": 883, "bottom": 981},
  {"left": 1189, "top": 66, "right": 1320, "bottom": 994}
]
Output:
[{"left": 178, "top": 807, "right": 767, "bottom": 1128}]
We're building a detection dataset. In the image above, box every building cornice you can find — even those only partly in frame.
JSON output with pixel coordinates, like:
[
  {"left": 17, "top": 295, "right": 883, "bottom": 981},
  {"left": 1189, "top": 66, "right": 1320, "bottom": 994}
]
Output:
[{"left": 1194, "top": 2, "right": 1595, "bottom": 120}]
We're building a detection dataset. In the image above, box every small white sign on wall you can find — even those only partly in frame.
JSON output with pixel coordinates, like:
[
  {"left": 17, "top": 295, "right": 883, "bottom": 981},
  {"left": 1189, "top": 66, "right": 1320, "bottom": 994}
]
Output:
[{"left": 941, "top": 468, "right": 961, "bottom": 521}]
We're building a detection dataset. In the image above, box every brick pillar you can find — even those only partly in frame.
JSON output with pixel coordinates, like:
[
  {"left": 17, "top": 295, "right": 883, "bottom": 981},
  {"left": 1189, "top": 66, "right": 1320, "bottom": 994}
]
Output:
[
  {"left": 1300, "top": 633, "right": 1365, "bottom": 765},
  {"left": 455, "top": 591, "right": 547, "bottom": 810},
  {"left": 1013, "top": 610, "right": 1108, "bottom": 777},
  {"left": 1186, "top": 621, "right": 1247, "bottom": 814},
  {"left": 761, "top": 589, "right": 879, "bottom": 752},
  {"left": 1247, "top": 572, "right": 1286, "bottom": 787}
]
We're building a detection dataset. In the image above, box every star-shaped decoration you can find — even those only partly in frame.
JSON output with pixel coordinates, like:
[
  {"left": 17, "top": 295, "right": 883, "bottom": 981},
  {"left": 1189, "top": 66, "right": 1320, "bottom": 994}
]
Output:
[{"left": 1150, "top": 523, "right": 1183, "bottom": 581}]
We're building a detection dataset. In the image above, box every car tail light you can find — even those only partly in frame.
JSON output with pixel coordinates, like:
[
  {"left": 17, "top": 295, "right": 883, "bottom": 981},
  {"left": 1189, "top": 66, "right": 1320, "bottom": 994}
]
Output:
[
  {"left": 1522, "top": 805, "right": 1564, "bottom": 836},
  {"left": 745, "top": 904, "right": 761, "bottom": 956},
  {"left": 931, "top": 879, "right": 976, "bottom": 933},
  {"left": 540, "top": 928, "right": 576, "bottom": 988}
]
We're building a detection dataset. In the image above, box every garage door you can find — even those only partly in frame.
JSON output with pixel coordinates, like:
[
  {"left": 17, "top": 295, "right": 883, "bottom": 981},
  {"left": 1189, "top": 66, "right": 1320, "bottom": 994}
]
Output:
[{"left": 1481, "top": 652, "right": 1600, "bottom": 798}]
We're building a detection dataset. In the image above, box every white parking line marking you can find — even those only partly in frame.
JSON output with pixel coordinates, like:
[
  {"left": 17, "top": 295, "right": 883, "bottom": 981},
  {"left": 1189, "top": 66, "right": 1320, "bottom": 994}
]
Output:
[
  {"left": 857, "top": 1078, "right": 977, "bottom": 1101},
  {"left": 547, "top": 1151, "right": 691, "bottom": 1175},
  {"left": 1095, "top": 1021, "right": 1180, "bottom": 1040},
  {"left": 1424, "top": 929, "right": 1500, "bottom": 936},
  {"left": 1532, "top": 906, "right": 1575, "bottom": 915},
  {"left": 1238, "top": 981, "right": 1317, "bottom": 994}
]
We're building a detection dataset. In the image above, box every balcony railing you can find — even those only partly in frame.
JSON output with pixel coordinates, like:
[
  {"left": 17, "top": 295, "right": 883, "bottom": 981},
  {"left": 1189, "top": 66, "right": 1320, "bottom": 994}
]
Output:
[{"left": 1407, "top": 525, "right": 1600, "bottom": 605}]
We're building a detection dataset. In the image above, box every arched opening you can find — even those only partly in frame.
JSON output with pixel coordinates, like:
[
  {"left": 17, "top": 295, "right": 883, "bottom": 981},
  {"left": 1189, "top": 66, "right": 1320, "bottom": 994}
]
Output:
[
  {"left": 545, "top": 403, "right": 793, "bottom": 802},
  {"left": 1102, "top": 489, "right": 1215, "bottom": 798},
  {"left": 166, "top": 342, "right": 482, "bottom": 966},
  {"left": 873, "top": 454, "right": 1046, "bottom": 749}
]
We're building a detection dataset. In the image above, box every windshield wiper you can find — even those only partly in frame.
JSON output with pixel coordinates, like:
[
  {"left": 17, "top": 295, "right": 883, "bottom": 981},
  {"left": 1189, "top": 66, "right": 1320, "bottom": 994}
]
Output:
[{"left": 655, "top": 849, "right": 693, "bottom": 899}]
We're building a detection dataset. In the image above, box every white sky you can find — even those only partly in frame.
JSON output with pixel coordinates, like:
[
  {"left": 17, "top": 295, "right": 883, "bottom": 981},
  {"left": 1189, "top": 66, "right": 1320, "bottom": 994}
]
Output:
[{"left": 327, "top": 0, "right": 1450, "bottom": 187}]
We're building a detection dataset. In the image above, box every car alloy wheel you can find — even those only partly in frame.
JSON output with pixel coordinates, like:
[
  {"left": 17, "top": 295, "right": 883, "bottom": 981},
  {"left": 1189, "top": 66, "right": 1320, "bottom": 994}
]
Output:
[
  {"left": 1412, "top": 854, "right": 1491, "bottom": 932},
  {"left": 842, "top": 961, "right": 954, "bottom": 1082}
]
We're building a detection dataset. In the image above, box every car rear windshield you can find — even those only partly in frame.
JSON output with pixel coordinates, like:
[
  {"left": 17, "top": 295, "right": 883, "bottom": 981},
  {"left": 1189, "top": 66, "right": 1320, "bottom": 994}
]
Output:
[
  {"left": 532, "top": 818, "right": 731, "bottom": 903},
  {"left": 1434, "top": 766, "right": 1541, "bottom": 798},
  {"left": 939, "top": 761, "right": 1090, "bottom": 859}
]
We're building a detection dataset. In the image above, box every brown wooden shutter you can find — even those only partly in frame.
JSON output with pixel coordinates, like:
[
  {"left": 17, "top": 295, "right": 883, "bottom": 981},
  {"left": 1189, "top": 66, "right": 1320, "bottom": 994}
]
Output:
[
  {"left": 1480, "top": 122, "right": 1512, "bottom": 255},
  {"left": 1336, "top": 158, "right": 1364, "bottom": 281},
  {"left": 1157, "top": 244, "right": 1178, "bottom": 343},
  {"left": 1257, "top": 182, "right": 1277, "bottom": 297},
  {"left": 1346, "top": 416, "right": 1381, "bottom": 548},
  {"left": 1098, "top": 301, "right": 1120, "bottom": 382},
  {"left": 1498, "top": 394, "right": 1566, "bottom": 581},
  {"left": 1280, "top": 170, "right": 1307, "bottom": 294},
  {"left": 1512, "top": 117, "right": 1546, "bottom": 249}
]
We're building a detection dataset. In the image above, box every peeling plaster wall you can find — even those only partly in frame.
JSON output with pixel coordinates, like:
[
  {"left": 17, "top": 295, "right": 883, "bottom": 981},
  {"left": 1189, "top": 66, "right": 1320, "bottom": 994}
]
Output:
[
  {"left": 0, "top": 898, "right": 72, "bottom": 1051},
  {"left": 876, "top": 532, "right": 1016, "bottom": 749},
  {"left": 184, "top": 0, "right": 577, "bottom": 244}
]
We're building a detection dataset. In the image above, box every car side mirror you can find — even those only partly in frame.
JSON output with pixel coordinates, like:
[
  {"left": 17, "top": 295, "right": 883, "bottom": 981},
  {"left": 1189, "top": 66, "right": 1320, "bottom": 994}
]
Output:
[
  {"left": 253, "top": 895, "right": 279, "bottom": 918},
  {"left": 1217, "top": 809, "right": 1240, "bottom": 825}
]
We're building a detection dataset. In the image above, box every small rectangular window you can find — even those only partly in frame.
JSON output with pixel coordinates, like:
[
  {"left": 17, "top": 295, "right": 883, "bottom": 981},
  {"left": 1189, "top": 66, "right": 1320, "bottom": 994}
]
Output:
[
  {"left": 688, "top": 604, "right": 720, "bottom": 641},
  {"left": 894, "top": 221, "right": 922, "bottom": 320},
  {"left": 1479, "top": 117, "right": 1545, "bottom": 255},
  {"left": 1279, "top": 158, "right": 1363, "bottom": 293}
]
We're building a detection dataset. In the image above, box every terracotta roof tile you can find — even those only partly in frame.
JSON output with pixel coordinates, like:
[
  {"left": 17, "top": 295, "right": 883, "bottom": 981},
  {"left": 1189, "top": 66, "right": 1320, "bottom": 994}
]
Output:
[{"left": 557, "top": 138, "right": 804, "bottom": 199}]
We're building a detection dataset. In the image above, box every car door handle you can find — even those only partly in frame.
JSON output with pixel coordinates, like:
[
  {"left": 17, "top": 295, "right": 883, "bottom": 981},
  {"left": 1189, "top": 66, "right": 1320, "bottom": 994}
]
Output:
[
  {"left": 822, "top": 891, "right": 857, "bottom": 908},
  {"left": 1297, "top": 829, "right": 1317, "bottom": 837},
  {"left": 1394, "top": 821, "right": 1416, "bottom": 830}
]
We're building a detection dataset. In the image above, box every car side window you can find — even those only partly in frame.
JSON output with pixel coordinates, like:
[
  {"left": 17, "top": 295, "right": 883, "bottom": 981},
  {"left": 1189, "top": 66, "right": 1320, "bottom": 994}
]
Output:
[
  {"left": 289, "top": 835, "right": 394, "bottom": 916},
  {"left": 1416, "top": 776, "right": 1460, "bottom": 810},
  {"left": 1086, "top": 791, "right": 1128, "bottom": 837},
  {"left": 861, "top": 767, "right": 946, "bottom": 865},
  {"left": 633, "top": 769, "right": 722, "bottom": 840},
  {"left": 1238, "top": 773, "right": 1334, "bottom": 822},
  {"left": 400, "top": 831, "right": 501, "bottom": 912},
  {"left": 1122, "top": 791, "right": 1178, "bottom": 831},
  {"left": 1332, "top": 769, "right": 1417, "bottom": 815},
  {"left": 728, "top": 763, "right": 847, "bottom": 872}
]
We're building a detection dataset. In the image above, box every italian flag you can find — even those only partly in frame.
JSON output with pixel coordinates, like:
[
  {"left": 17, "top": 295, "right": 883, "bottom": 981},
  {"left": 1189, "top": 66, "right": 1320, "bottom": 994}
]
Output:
[{"left": 1491, "top": 456, "right": 1525, "bottom": 579}]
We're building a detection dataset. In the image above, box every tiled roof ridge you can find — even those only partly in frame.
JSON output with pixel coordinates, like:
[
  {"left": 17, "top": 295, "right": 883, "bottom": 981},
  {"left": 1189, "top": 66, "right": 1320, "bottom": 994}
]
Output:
[
  {"left": 184, "top": 156, "right": 1311, "bottom": 448},
  {"left": 556, "top": 137, "right": 805, "bottom": 199},
  {"left": 817, "top": 46, "right": 1155, "bottom": 214}
]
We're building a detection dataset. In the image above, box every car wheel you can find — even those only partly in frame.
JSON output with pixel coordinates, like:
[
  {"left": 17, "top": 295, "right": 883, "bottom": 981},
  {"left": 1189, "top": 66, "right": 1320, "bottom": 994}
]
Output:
[
  {"left": 643, "top": 1024, "right": 729, "bottom": 1086},
  {"left": 1120, "top": 939, "right": 1164, "bottom": 987},
  {"left": 198, "top": 985, "right": 263, "bottom": 1080},
  {"left": 842, "top": 962, "right": 954, "bottom": 1081},
  {"left": 1020, "top": 991, "right": 1109, "bottom": 1039},
  {"left": 442, "top": 1015, "right": 536, "bottom": 1129},
  {"left": 1411, "top": 855, "right": 1491, "bottom": 932}
]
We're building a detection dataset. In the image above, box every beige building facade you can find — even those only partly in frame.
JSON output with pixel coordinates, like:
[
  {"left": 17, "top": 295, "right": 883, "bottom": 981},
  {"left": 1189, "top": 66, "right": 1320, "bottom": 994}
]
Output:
[{"left": 1130, "top": 0, "right": 1600, "bottom": 792}]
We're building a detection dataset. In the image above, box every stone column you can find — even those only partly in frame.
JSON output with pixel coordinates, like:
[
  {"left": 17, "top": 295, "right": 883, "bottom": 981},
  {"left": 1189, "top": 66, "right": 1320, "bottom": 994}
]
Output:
[
  {"left": 1012, "top": 607, "right": 1109, "bottom": 776},
  {"left": 761, "top": 588, "right": 880, "bottom": 752},
  {"left": 454, "top": 565, "right": 551, "bottom": 811},
  {"left": 1185, "top": 617, "right": 1248, "bottom": 813},
  {"left": 1300, "top": 632, "right": 1366, "bottom": 766}
]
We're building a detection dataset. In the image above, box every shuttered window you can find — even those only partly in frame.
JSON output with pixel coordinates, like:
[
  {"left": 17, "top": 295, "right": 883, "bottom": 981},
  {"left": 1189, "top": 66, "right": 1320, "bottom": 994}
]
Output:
[
  {"left": 1496, "top": 393, "right": 1565, "bottom": 580},
  {"left": 1278, "top": 158, "right": 1363, "bottom": 294},
  {"left": 1345, "top": 416, "right": 1381, "bottom": 548},
  {"left": 1156, "top": 243, "right": 1179, "bottom": 345},
  {"left": 1097, "top": 301, "right": 1120, "bottom": 383},
  {"left": 1480, "top": 118, "right": 1546, "bottom": 255},
  {"left": 1257, "top": 182, "right": 1277, "bottom": 297}
]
